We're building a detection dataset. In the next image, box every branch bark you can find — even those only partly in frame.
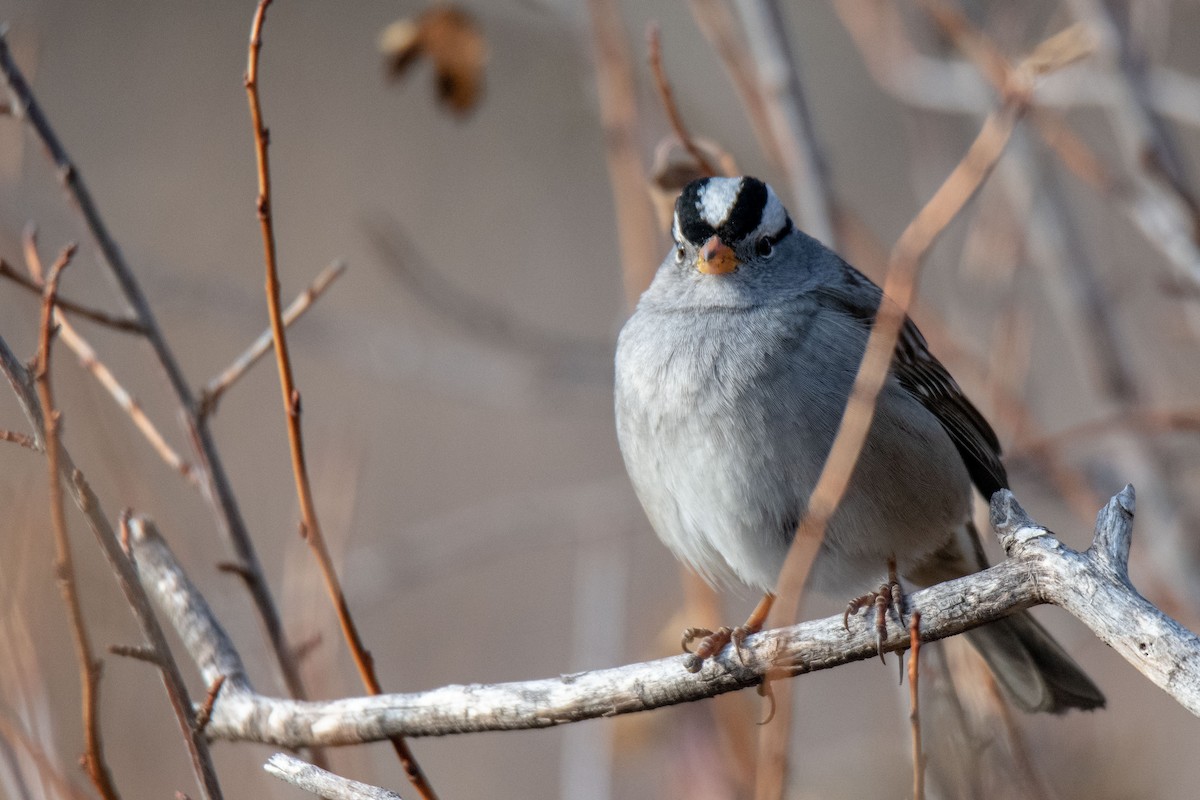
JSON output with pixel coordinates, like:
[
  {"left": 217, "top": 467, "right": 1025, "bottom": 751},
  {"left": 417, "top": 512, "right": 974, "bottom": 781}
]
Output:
[{"left": 128, "top": 486, "right": 1199, "bottom": 749}]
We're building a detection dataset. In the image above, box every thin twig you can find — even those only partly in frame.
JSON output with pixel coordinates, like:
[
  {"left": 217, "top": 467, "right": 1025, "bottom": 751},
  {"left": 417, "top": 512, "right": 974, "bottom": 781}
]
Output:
[
  {"left": 198, "top": 261, "right": 345, "bottom": 418},
  {"left": 0, "top": 259, "right": 144, "bottom": 333},
  {"left": 0, "top": 711, "right": 93, "bottom": 800},
  {"left": 0, "top": 428, "right": 39, "bottom": 451},
  {"left": 58, "top": 316, "right": 195, "bottom": 481},
  {"left": 242, "top": 5, "right": 435, "bottom": 798},
  {"left": 0, "top": 28, "right": 309, "bottom": 711},
  {"left": 646, "top": 24, "right": 717, "bottom": 177},
  {"left": 21, "top": 236, "right": 195, "bottom": 479},
  {"left": 33, "top": 245, "right": 120, "bottom": 800},
  {"left": 909, "top": 611, "right": 925, "bottom": 800},
  {"left": 0, "top": 327, "right": 225, "bottom": 798},
  {"left": 194, "top": 676, "right": 227, "bottom": 735},
  {"left": 686, "top": 0, "right": 784, "bottom": 171},
  {"left": 758, "top": 92, "right": 1025, "bottom": 800}
]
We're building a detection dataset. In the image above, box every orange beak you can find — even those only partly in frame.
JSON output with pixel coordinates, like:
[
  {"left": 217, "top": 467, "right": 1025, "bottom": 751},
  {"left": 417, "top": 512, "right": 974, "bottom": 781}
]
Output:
[{"left": 696, "top": 235, "right": 740, "bottom": 275}]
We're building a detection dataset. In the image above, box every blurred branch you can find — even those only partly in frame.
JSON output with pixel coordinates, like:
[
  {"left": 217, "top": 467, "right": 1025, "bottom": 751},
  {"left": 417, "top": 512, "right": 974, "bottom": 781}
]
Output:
[
  {"left": 920, "top": 1, "right": 1200, "bottom": 614},
  {"left": 732, "top": 0, "right": 835, "bottom": 245},
  {"left": 0, "top": 428, "right": 38, "bottom": 451},
  {"left": 908, "top": 612, "right": 925, "bottom": 800},
  {"left": 368, "top": 219, "right": 611, "bottom": 372},
  {"left": 198, "top": 260, "right": 346, "bottom": 419},
  {"left": 32, "top": 246, "right": 120, "bottom": 800},
  {"left": 265, "top": 754, "right": 404, "bottom": 800},
  {"left": 832, "top": 0, "right": 1200, "bottom": 125},
  {"left": 0, "top": 27, "right": 310, "bottom": 710},
  {"left": 0, "top": 711, "right": 92, "bottom": 800},
  {"left": 646, "top": 24, "right": 717, "bottom": 177},
  {"left": 242, "top": 5, "right": 435, "bottom": 797},
  {"left": 131, "top": 486, "right": 1200, "bottom": 747},
  {"left": 759, "top": 50, "right": 1037, "bottom": 800},
  {"left": 586, "top": 0, "right": 663, "bottom": 306},
  {"left": 687, "top": 0, "right": 784, "bottom": 170},
  {"left": 1013, "top": 407, "right": 1200, "bottom": 455}
]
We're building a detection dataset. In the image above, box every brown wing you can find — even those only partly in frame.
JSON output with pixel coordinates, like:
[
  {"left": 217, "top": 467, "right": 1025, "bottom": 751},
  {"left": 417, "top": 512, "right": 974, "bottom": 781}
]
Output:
[{"left": 815, "top": 266, "right": 1009, "bottom": 500}]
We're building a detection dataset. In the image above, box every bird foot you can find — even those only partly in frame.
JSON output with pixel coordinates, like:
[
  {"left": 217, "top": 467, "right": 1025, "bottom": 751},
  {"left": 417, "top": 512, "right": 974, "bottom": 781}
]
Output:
[
  {"left": 681, "top": 624, "right": 760, "bottom": 672},
  {"left": 680, "top": 592, "right": 775, "bottom": 673},
  {"left": 842, "top": 563, "right": 905, "bottom": 663}
]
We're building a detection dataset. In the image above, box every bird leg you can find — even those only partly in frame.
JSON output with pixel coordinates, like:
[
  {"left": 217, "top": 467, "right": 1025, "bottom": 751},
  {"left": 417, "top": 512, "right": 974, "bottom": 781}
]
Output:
[
  {"left": 842, "top": 558, "right": 904, "bottom": 662},
  {"left": 681, "top": 592, "right": 775, "bottom": 673}
]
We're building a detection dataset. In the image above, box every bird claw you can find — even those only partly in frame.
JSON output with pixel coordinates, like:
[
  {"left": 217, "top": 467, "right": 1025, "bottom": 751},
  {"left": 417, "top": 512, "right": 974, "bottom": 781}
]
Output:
[
  {"left": 842, "top": 565, "right": 905, "bottom": 663},
  {"left": 681, "top": 624, "right": 758, "bottom": 671}
]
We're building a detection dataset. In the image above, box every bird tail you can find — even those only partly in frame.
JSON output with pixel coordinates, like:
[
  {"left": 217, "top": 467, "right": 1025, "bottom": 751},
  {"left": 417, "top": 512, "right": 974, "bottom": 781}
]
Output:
[{"left": 964, "top": 611, "right": 1106, "bottom": 713}]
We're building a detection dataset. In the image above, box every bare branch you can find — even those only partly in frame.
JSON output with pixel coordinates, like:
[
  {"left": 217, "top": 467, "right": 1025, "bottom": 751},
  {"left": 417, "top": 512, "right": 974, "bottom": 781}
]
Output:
[
  {"left": 732, "top": 0, "right": 835, "bottom": 245},
  {"left": 586, "top": 0, "right": 663, "bottom": 306},
  {"left": 32, "top": 245, "right": 120, "bottom": 800},
  {"left": 0, "top": 428, "right": 39, "bottom": 451},
  {"left": 0, "top": 332, "right": 224, "bottom": 800},
  {"left": 0, "top": 259, "right": 144, "bottom": 333},
  {"left": 242, "top": 5, "right": 434, "bottom": 797},
  {"left": 0, "top": 26, "right": 309, "bottom": 711},
  {"left": 0, "top": 711, "right": 93, "bottom": 800},
  {"left": 56, "top": 316, "right": 195, "bottom": 481},
  {"left": 264, "top": 754, "right": 404, "bottom": 800},
  {"left": 130, "top": 486, "right": 1200, "bottom": 748}
]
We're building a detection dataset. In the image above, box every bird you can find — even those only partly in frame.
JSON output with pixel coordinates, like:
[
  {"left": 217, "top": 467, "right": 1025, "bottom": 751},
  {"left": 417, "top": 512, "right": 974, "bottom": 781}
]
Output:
[{"left": 613, "top": 175, "right": 1105, "bottom": 713}]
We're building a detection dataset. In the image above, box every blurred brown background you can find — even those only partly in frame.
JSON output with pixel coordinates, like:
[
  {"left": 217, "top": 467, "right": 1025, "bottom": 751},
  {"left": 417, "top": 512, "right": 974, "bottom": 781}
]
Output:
[{"left": 1, "top": 1, "right": 1198, "bottom": 798}]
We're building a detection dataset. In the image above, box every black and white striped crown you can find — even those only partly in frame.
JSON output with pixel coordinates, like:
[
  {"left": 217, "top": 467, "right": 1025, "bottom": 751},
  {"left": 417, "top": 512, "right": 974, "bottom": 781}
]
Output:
[{"left": 672, "top": 176, "right": 792, "bottom": 248}]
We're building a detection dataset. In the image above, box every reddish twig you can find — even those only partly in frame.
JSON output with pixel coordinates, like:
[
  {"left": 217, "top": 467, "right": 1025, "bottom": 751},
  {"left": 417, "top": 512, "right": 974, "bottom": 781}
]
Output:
[
  {"left": 198, "top": 261, "right": 345, "bottom": 418},
  {"left": 0, "top": 710, "right": 94, "bottom": 800},
  {"left": 21, "top": 237, "right": 195, "bottom": 480},
  {"left": 0, "top": 428, "right": 39, "bottom": 451},
  {"left": 243, "top": 4, "right": 435, "bottom": 797},
  {"left": 0, "top": 29, "right": 309, "bottom": 712},
  {"left": 758, "top": 82, "right": 1028, "bottom": 800},
  {"left": 0, "top": 315, "right": 223, "bottom": 798},
  {"left": 194, "top": 676, "right": 227, "bottom": 735},
  {"left": 646, "top": 23, "right": 718, "bottom": 177},
  {"left": 909, "top": 611, "right": 925, "bottom": 800},
  {"left": 33, "top": 245, "right": 120, "bottom": 800}
]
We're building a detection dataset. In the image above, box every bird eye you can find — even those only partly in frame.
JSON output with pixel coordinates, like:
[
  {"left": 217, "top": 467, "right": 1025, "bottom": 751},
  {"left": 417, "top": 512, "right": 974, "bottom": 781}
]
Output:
[
  {"left": 674, "top": 245, "right": 686, "bottom": 264},
  {"left": 756, "top": 237, "right": 774, "bottom": 258}
]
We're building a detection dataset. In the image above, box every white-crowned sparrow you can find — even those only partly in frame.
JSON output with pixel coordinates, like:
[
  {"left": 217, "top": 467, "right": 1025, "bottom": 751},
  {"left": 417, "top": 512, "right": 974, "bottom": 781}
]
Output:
[{"left": 614, "top": 175, "right": 1104, "bottom": 713}]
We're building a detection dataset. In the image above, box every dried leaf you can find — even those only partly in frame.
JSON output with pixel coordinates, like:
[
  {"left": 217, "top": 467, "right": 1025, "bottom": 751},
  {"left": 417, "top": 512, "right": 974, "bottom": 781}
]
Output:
[{"left": 379, "top": 5, "right": 488, "bottom": 117}]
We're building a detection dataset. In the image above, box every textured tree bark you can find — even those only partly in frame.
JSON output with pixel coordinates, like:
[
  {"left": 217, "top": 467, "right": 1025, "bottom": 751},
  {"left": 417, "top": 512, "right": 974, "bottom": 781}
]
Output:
[{"left": 127, "top": 486, "right": 1199, "bottom": 748}]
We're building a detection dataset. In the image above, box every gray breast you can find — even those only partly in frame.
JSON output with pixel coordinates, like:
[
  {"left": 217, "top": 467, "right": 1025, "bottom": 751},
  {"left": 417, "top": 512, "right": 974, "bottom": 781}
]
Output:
[{"left": 615, "top": 300, "right": 971, "bottom": 594}]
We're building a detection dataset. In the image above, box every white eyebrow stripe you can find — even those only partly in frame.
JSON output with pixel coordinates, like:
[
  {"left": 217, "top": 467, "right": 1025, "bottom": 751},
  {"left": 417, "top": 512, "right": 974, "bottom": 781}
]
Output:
[{"left": 698, "top": 178, "right": 742, "bottom": 227}]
